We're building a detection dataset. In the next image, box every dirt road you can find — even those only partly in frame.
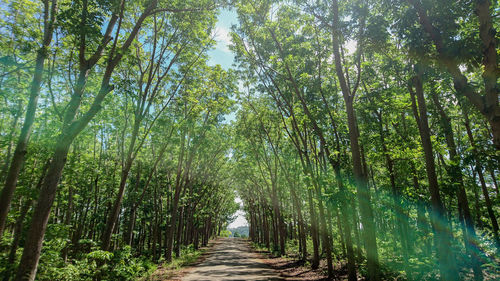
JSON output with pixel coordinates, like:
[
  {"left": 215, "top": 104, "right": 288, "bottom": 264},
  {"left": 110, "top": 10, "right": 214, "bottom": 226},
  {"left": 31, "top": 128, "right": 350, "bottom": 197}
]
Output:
[{"left": 181, "top": 238, "right": 283, "bottom": 281}]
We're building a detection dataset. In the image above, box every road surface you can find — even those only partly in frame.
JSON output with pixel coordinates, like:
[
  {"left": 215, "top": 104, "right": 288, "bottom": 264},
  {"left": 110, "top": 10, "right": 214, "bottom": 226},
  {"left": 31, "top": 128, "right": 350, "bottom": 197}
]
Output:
[{"left": 181, "top": 238, "right": 283, "bottom": 281}]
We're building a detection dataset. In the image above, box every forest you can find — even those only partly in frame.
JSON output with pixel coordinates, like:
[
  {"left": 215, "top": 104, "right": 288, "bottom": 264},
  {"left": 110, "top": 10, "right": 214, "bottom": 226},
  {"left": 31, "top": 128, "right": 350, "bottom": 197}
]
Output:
[{"left": 0, "top": 0, "right": 499, "bottom": 280}]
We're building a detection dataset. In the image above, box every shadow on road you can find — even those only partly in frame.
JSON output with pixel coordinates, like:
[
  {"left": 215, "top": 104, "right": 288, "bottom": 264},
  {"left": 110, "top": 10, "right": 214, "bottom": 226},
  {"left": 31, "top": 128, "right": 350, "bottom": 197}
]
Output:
[{"left": 181, "top": 238, "right": 284, "bottom": 281}]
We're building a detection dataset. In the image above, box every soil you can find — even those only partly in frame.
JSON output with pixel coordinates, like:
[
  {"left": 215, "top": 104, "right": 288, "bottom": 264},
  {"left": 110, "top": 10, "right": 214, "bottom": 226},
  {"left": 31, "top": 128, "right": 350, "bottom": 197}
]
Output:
[
  {"left": 179, "top": 238, "right": 283, "bottom": 280},
  {"left": 151, "top": 238, "right": 347, "bottom": 280}
]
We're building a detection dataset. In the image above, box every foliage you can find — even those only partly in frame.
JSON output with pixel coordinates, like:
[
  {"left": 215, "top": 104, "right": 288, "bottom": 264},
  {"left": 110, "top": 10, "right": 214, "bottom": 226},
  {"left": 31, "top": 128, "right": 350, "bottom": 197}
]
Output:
[{"left": 0, "top": 0, "right": 499, "bottom": 280}]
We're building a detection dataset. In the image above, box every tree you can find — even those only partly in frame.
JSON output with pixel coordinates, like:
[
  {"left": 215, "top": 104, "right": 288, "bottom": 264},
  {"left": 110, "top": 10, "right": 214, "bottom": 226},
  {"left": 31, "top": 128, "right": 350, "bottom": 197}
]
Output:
[{"left": 0, "top": 0, "right": 58, "bottom": 238}]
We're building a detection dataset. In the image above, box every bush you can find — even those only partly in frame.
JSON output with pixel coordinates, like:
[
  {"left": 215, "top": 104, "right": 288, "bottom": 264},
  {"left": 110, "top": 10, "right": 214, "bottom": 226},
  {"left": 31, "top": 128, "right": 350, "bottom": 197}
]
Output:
[{"left": 9, "top": 239, "right": 155, "bottom": 281}]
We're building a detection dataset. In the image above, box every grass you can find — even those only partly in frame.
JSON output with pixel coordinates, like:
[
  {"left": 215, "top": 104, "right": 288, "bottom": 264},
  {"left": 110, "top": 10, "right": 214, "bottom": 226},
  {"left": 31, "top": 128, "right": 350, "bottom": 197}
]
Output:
[
  {"left": 143, "top": 241, "right": 217, "bottom": 280},
  {"left": 165, "top": 247, "right": 205, "bottom": 271}
]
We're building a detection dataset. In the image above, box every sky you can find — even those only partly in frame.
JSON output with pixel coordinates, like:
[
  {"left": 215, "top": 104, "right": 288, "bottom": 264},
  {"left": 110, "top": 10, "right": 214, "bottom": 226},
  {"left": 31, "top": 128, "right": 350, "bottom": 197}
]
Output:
[
  {"left": 208, "top": 8, "right": 248, "bottom": 228},
  {"left": 207, "top": 9, "right": 238, "bottom": 70},
  {"left": 228, "top": 197, "right": 248, "bottom": 228},
  {"left": 209, "top": 8, "right": 239, "bottom": 125}
]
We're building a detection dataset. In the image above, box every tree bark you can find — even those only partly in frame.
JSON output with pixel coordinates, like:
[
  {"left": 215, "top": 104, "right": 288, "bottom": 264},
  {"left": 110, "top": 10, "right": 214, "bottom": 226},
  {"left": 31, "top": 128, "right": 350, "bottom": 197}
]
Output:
[
  {"left": 165, "top": 128, "right": 187, "bottom": 262},
  {"left": 102, "top": 118, "right": 141, "bottom": 250},
  {"left": 0, "top": 0, "right": 58, "bottom": 238},
  {"left": 0, "top": 100, "right": 22, "bottom": 181},
  {"left": 409, "top": 0, "right": 500, "bottom": 149},
  {"left": 330, "top": 1, "right": 380, "bottom": 278},
  {"left": 488, "top": 169, "right": 499, "bottom": 200},
  {"left": 315, "top": 182, "right": 334, "bottom": 277},
  {"left": 376, "top": 111, "right": 411, "bottom": 274},
  {"left": 14, "top": 139, "right": 71, "bottom": 281},
  {"left": 3, "top": 160, "right": 48, "bottom": 280},
  {"left": 307, "top": 188, "right": 320, "bottom": 269},
  {"left": 464, "top": 107, "right": 500, "bottom": 248},
  {"left": 409, "top": 66, "right": 459, "bottom": 281},
  {"left": 432, "top": 91, "right": 483, "bottom": 280},
  {"left": 14, "top": 1, "right": 156, "bottom": 278}
]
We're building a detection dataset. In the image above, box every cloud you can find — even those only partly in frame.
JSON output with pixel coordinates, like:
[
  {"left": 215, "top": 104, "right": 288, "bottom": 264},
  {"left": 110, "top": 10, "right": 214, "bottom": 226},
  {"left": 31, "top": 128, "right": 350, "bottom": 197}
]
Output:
[
  {"left": 213, "top": 26, "right": 232, "bottom": 53},
  {"left": 228, "top": 210, "right": 248, "bottom": 228}
]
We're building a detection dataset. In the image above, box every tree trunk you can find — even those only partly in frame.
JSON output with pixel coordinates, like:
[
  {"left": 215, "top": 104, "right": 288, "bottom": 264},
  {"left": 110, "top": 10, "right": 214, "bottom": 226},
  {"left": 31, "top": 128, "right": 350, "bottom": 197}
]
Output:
[
  {"left": 315, "top": 184, "right": 334, "bottom": 277},
  {"left": 174, "top": 207, "right": 184, "bottom": 257},
  {"left": 330, "top": 0, "right": 380, "bottom": 277},
  {"left": 334, "top": 167, "right": 357, "bottom": 281},
  {"left": 270, "top": 179, "right": 284, "bottom": 255},
  {"left": 432, "top": 91, "right": 483, "bottom": 280},
  {"left": 307, "top": 189, "right": 320, "bottom": 269},
  {"left": 488, "top": 168, "right": 500, "bottom": 200},
  {"left": 0, "top": 0, "right": 58, "bottom": 238},
  {"left": 377, "top": 111, "right": 410, "bottom": 269},
  {"left": 344, "top": 98, "right": 380, "bottom": 278},
  {"left": 3, "top": 160, "right": 48, "bottom": 280},
  {"left": 165, "top": 179, "right": 182, "bottom": 262},
  {"left": 14, "top": 140, "right": 71, "bottom": 281},
  {"left": 291, "top": 186, "right": 307, "bottom": 260},
  {"left": 463, "top": 109, "right": 500, "bottom": 248},
  {"left": 477, "top": 165, "right": 499, "bottom": 247},
  {"left": 263, "top": 204, "right": 270, "bottom": 248},
  {"left": 409, "top": 66, "right": 459, "bottom": 281},
  {"left": 62, "top": 183, "right": 73, "bottom": 262},
  {"left": 410, "top": 0, "right": 500, "bottom": 150},
  {"left": 1, "top": 100, "right": 22, "bottom": 180}
]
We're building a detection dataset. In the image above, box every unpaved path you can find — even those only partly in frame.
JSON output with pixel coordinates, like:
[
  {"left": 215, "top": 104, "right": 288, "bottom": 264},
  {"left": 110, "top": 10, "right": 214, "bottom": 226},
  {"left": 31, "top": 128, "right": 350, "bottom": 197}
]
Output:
[{"left": 181, "top": 238, "right": 283, "bottom": 281}]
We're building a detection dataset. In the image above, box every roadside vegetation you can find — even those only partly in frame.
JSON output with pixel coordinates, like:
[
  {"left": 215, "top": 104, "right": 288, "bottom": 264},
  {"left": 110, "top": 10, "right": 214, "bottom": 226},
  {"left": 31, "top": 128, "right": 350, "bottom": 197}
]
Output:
[{"left": 0, "top": 0, "right": 499, "bottom": 280}]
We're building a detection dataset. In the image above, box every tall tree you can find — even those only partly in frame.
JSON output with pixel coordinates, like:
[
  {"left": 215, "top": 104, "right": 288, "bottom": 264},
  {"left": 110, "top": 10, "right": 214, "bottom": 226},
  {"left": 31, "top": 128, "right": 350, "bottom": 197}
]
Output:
[{"left": 0, "top": 0, "right": 58, "bottom": 238}]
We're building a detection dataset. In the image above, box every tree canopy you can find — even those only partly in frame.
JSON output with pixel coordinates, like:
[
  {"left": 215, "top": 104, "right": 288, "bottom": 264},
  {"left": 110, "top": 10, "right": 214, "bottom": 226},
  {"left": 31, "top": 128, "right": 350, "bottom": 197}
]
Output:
[{"left": 0, "top": 0, "right": 499, "bottom": 280}]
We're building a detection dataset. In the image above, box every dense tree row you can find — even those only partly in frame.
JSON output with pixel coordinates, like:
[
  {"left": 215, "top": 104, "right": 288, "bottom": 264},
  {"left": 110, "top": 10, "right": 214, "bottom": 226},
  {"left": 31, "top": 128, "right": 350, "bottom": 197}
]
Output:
[
  {"left": 230, "top": 0, "right": 499, "bottom": 280},
  {"left": 1, "top": 0, "right": 499, "bottom": 280},
  {"left": 0, "top": 1, "right": 239, "bottom": 280}
]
